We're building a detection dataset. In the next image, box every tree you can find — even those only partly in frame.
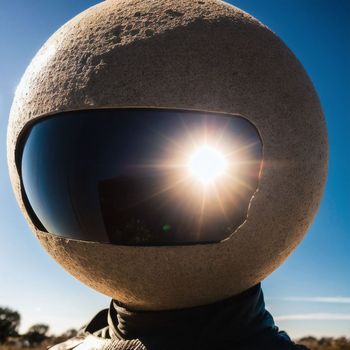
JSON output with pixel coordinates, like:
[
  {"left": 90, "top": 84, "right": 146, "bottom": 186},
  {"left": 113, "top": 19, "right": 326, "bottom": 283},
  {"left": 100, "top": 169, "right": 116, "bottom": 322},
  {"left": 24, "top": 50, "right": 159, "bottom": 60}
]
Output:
[
  {"left": 61, "top": 328, "right": 77, "bottom": 339},
  {"left": 0, "top": 307, "right": 20, "bottom": 344},
  {"left": 52, "top": 328, "right": 78, "bottom": 345},
  {"left": 24, "top": 323, "right": 49, "bottom": 347}
]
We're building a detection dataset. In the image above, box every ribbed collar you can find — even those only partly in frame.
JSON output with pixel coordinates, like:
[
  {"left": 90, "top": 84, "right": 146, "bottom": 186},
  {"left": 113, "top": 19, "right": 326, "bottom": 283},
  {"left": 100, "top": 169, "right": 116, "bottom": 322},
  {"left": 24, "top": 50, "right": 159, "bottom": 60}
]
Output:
[{"left": 106, "top": 284, "right": 276, "bottom": 347}]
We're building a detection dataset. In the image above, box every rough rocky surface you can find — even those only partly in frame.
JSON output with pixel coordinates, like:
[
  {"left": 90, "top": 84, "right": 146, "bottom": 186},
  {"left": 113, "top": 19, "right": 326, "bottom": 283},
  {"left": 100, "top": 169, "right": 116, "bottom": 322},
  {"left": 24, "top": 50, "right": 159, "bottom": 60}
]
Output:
[{"left": 8, "top": 0, "right": 328, "bottom": 310}]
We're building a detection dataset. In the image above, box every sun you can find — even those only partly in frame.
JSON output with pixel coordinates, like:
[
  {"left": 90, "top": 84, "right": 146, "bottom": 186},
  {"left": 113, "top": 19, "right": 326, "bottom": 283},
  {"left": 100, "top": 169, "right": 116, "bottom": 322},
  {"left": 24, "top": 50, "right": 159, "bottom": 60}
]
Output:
[{"left": 187, "top": 145, "right": 228, "bottom": 186}]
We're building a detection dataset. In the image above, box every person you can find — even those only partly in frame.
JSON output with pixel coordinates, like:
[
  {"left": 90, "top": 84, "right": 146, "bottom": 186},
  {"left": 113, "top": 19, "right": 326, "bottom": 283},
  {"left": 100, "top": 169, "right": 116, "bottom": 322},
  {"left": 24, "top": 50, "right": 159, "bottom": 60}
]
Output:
[{"left": 7, "top": 0, "right": 328, "bottom": 349}]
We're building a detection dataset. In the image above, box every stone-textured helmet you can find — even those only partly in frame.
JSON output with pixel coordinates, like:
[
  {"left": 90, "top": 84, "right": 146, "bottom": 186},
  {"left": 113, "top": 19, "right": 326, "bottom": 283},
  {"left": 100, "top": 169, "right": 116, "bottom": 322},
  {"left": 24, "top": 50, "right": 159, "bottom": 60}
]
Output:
[{"left": 7, "top": 0, "right": 327, "bottom": 310}]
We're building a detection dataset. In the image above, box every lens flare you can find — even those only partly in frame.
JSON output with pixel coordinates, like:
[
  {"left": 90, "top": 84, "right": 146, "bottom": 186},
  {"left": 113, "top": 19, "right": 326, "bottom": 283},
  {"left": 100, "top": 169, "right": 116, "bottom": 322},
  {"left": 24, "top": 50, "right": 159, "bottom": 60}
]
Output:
[{"left": 188, "top": 145, "right": 228, "bottom": 185}]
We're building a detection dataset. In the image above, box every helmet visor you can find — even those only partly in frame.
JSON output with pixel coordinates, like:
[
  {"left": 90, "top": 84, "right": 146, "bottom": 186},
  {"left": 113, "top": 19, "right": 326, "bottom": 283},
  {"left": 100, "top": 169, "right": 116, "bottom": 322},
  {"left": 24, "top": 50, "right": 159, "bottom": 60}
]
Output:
[{"left": 19, "top": 109, "right": 262, "bottom": 245}]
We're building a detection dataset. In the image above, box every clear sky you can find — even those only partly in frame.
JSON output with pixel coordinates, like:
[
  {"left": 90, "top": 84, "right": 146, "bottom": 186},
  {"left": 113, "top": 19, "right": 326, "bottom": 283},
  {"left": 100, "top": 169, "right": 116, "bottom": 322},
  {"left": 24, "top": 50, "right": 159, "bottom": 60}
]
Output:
[{"left": 0, "top": 0, "right": 349, "bottom": 340}]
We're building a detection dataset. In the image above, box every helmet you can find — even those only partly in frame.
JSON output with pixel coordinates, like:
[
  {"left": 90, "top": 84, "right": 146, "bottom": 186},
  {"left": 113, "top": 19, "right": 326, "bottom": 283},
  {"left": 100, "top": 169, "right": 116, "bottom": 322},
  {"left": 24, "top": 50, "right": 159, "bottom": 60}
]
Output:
[{"left": 7, "top": 0, "right": 328, "bottom": 310}]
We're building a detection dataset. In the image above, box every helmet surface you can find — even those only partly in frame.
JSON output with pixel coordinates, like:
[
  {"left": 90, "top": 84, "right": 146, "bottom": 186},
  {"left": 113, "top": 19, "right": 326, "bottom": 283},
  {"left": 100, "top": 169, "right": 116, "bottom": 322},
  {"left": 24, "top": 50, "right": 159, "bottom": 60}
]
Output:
[{"left": 8, "top": 0, "right": 328, "bottom": 309}]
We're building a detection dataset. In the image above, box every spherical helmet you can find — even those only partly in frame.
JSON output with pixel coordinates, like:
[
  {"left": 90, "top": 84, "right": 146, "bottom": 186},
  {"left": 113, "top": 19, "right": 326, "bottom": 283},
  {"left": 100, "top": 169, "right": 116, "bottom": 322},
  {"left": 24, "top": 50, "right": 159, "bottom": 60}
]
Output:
[{"left": 7, "top": 0, "right": 328, "bottom": 310}]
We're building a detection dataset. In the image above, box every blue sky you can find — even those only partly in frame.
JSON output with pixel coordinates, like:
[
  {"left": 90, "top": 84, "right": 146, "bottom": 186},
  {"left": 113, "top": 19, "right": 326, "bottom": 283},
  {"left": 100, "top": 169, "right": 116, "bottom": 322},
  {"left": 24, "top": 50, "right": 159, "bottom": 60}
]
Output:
[{"left": 0, "top": 0, "right": 349, "bottom": 339}]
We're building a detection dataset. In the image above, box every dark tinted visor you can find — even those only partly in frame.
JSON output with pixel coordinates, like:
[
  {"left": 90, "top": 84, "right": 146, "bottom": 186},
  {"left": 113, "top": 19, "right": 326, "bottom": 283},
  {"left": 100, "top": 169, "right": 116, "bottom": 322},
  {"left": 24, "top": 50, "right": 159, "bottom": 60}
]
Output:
[{"left": 19, "top": 109, "right": 262, "bottom": 246}]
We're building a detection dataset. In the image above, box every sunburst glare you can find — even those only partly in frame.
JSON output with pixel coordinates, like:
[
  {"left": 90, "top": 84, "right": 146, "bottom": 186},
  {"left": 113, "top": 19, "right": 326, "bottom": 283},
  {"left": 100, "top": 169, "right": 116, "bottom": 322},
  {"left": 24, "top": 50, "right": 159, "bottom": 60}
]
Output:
[{"left": 187, "top": 145, "right": 228, "bottom": 186}]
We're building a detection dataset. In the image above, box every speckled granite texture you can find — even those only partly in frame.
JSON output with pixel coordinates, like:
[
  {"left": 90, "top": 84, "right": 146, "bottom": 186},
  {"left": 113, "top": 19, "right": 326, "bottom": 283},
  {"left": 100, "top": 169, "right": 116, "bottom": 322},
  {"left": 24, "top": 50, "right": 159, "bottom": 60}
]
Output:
[{"left": 8, "top": 0, "right": 328, "bottom": 310}]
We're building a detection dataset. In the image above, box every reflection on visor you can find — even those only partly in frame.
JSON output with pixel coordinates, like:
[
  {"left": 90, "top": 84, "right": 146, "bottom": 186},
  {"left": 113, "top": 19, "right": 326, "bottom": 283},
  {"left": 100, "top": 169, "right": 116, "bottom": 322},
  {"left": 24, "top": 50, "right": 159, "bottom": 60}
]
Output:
[{"left": 19, "top": 109, "right": 262, "bottom": 245}]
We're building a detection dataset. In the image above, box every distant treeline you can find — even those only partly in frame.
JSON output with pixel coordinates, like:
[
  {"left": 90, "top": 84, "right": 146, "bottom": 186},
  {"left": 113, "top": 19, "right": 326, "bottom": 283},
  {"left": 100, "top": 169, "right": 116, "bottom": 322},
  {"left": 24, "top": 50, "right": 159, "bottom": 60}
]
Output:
[
  {"left": 0, "top": 306, "right": 77, "bottom": 347},
  {"left": 298, "top": 336, "right": 350, "bottom": 350}
]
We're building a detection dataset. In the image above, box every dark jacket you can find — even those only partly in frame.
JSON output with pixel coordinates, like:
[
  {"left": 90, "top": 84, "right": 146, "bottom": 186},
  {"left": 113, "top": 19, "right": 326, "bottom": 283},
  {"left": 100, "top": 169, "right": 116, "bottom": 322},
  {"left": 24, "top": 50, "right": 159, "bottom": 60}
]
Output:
[{"left": 51, "top": 284, "right": 309, "bottom": 350}]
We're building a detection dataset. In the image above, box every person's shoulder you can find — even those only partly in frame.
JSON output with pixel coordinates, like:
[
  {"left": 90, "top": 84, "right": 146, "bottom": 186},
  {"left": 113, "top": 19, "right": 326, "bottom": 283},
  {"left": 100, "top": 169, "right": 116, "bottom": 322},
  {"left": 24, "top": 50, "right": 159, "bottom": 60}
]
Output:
[
  {"left": 50, "top": 333, "right": 148, "bottom": 350},
  {"left": 274, "top": 331, "right": 310, "bottom": 350},
  {"left": 48, "top": 309, "right": 148, "bottom": 350},
  {"left": 49, "top": 334, "right": 103, "bottom": 350},
  {"left": 255, "top": 330, "right": 310, "bottom": 350},
  {"left": 49, "top": 309, "right": 110, "bottom": 350},
  {"left": 227, "top": 330, "right": 310, "bottom": 350}
]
